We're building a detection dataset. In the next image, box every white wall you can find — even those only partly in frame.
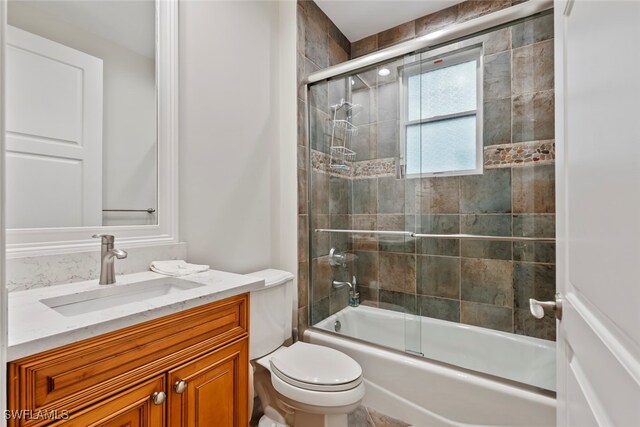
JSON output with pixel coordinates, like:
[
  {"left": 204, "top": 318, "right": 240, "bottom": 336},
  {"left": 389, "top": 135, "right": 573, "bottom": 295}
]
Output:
[
  {"left": 8, "top": 2, "right": 157, "bottom": 227},
  {"left": 179, "top": 0, "right": 297, "bottom": 276}
]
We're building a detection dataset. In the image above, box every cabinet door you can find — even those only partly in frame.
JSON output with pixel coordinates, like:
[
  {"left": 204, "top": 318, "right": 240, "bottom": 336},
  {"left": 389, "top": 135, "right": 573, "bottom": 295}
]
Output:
[
  {"left": 52, "top": 376, "right": 166, "bottom": 427},
  {"left": 168, "top": 339, "right": 248, "bottom": 427}
]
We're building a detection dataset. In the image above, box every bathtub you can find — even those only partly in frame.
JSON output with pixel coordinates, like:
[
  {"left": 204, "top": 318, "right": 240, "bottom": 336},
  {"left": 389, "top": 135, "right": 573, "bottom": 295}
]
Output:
[{"left": 306, "top": 305, "right": 556, "bottom": 427}]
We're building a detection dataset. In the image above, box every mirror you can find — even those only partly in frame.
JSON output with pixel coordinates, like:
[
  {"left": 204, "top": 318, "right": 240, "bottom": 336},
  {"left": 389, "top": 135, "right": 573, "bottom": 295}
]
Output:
[{"left": 6, "top": 0, "right": 157, "bottom": 229}]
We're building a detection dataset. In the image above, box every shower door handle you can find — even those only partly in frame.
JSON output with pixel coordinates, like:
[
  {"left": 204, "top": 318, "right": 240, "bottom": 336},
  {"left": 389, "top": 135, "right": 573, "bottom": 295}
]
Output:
[{"left": 529, "top": 293, "right": 563, "bottom": 320}]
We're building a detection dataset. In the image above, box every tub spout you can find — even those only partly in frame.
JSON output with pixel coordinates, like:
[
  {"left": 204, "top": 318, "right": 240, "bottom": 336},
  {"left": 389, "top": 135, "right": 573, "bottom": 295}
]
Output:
[{"left": 332, "top": 276, "right": 359, "bottom": 307}]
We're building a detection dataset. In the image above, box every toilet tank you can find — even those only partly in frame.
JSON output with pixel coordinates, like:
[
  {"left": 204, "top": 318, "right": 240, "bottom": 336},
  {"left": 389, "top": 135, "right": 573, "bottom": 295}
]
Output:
[{"left": 248, "top": 269, "right": 295, "bottom": 360}]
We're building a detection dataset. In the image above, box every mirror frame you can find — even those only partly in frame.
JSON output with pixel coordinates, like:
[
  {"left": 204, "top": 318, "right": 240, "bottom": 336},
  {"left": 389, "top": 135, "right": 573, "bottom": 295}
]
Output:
[{"left": 5, "top": 0, "right": 179, "bottom": 258}]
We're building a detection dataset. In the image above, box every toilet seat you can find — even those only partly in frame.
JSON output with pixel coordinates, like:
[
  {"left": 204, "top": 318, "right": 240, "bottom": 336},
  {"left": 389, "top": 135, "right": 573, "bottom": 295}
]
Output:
[{"left": 269, "top": 342, "right": 363, "bottom": 392}]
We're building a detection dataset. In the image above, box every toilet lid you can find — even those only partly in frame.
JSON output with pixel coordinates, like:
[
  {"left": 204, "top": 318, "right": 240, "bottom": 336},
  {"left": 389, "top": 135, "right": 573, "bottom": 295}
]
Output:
[{"left": 269, "top": 342, "right": 362, "bottom": 392}]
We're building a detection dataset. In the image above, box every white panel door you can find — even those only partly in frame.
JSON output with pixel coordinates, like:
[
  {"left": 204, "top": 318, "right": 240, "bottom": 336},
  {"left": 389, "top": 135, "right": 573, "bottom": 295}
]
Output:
[
  {"left": 5, "top": 25, "right": 103, "bottom": 228},
  {"left": 555, "top": 1, "right": 640, "bottom": 425}
]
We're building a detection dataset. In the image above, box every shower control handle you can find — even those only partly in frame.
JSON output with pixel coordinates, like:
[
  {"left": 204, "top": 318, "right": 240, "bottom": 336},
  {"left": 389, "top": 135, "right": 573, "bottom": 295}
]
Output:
[{"left": 529, "top": 293, "right": 563, "bottom": 320}]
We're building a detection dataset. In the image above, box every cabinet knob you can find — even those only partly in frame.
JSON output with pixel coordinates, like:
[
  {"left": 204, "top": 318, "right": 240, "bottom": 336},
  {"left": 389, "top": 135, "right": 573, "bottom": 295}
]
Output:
[
  {"left": 174, "top": 380, "right": 188, "bottom": 394},
  {"left": 152, "top": 391, "right": 167, "bottom": 405}
]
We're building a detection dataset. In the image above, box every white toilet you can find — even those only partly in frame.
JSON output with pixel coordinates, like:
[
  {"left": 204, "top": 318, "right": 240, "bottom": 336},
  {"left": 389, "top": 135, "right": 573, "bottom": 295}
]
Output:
[{"left": 248, "top": 269, "right": 365, "bottom": 427}]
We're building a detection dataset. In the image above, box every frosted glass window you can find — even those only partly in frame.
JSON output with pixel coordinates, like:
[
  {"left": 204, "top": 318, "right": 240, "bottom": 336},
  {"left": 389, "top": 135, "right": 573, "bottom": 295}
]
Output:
[
  {"left": 403, "top": 48, "right": 482, "bottom": 177},
  {"left": 407, "top": 61, "right": 477, "bottom": 121},
  {"left": 406, "top": 116, "right": 477, "bottom": 175}
]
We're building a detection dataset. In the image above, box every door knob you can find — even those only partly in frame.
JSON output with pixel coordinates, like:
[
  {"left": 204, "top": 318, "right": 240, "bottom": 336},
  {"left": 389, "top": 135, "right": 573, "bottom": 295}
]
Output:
[
  {"left": 174, "top": 380, "right": 188, "bottom": 394},
  {"left": 529, "top": 293, "right": 563, "bottom": 320},
  {"left": 151, "top": 391, "right": 166, "bottom": 405}
]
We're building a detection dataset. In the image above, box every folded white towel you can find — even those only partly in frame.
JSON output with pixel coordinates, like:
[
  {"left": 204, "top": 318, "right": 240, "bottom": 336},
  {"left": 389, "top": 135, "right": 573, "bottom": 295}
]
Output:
[{"left": 150, "top": 260, "right": 209, "bottom": 277}]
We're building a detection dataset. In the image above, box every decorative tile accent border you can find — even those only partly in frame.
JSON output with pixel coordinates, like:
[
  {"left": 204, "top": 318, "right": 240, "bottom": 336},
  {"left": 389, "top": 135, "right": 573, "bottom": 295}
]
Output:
[
  {"left": 484, "top": 140, "right": 555, "bottom": 169},
  {"left": 311, "top": 149, "right": 396, "bottom": 179}
]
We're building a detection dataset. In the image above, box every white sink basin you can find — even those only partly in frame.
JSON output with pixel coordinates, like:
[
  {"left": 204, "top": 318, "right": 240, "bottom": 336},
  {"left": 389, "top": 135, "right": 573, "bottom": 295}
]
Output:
[{"left": 40, "top": 277, "right": 204, "bottom": 317}]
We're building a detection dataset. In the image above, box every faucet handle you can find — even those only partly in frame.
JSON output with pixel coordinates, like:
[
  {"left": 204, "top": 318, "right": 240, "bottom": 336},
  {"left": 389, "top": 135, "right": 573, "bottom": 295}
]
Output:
[{"left": 92, "top": 234, "right": 115, "bottom": 244}]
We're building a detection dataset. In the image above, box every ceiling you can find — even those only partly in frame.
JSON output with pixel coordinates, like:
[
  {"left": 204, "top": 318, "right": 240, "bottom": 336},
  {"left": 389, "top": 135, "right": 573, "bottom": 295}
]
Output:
[
  {"left": 16, "top": 0, "right": 155, "bottom": 59},
  {"left": 315, "top": 0, "right": 465, "bottom": 42}
]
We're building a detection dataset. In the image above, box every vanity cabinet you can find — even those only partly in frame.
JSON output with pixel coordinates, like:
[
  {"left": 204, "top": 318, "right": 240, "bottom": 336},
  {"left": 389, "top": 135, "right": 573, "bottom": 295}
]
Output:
[{"left": 8, "top": 293, "right": 249, "bottom": 427}]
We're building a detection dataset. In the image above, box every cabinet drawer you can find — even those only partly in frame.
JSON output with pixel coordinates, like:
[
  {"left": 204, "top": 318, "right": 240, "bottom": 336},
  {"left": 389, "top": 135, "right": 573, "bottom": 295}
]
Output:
[{"left": 8, "top": 293, "right": 248, "bottom": 427}]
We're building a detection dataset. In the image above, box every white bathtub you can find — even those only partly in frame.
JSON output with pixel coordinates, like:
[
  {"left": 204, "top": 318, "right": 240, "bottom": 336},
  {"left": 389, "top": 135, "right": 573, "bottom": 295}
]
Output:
[{"left": 306, "top": 305, "right": 556, "bottom": 427}]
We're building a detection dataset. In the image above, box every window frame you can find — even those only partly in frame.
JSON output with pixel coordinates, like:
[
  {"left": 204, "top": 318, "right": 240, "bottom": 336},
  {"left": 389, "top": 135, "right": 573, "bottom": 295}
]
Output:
[{"left": 399, "top": 46, "right": 484, "bottom": 178}]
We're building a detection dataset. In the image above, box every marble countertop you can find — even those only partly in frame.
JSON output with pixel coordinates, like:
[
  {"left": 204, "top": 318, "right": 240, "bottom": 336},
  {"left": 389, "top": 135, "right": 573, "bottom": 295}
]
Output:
[{"left": 8, "top": 270, "right": 265, "bottom": 361}]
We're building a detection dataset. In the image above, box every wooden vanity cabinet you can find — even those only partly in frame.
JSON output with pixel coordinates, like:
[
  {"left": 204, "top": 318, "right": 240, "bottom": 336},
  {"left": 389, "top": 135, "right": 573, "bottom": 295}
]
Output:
[{"left": 7, "top": 293, "right": 250, "bottom": 427}]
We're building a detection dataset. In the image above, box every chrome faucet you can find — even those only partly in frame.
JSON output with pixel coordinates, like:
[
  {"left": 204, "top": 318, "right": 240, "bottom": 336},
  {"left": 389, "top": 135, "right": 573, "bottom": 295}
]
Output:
[
  {"left": 332, "top": 276, "right": 359, "bottom": 307},
  {"left": 93, "top": 234, "right": 128, "bottom": 285}
]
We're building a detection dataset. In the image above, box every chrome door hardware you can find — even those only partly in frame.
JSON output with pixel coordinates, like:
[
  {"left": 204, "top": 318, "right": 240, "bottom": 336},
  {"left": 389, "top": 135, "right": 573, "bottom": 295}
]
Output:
[
  {"left": 151, "top": 391, "right": 166, "bottom": 405},
  {"left": 174, "top": 380, "right": 188, "bottom": 394},
  {"left": 329, "top": 247, "right": 347, "bottom": 267},
  {"left": 529, "top": 293, "right": 563, "bottom": 320}
]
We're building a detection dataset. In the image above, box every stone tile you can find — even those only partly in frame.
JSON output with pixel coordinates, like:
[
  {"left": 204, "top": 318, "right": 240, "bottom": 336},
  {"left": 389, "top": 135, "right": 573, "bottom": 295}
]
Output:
[
  {"left": 457, "top": 0, "right": 512, "bottom": 23},
  {"left": 460, "top": 168, "right": 511, "bottom": 213},
  {"left": 512, "top": 90, "right": 555, "bottom": 142},
  {"left": 298, "top": 261, "right": 308, "bottom": 308},
  {"left": 351, "top": 178, "right": 376, "bottom": 214},
  {"left": 377, "top": 120, "right": 399, "bottom": 159},
  {"left": 304, "top": 18, "right": 328, "bottom": 69},
  {"left": 298, "top": 215, "right": 308, "bottom": 262},
  {"left": 417, "top": 255, "right": 460, "bottom": 299},
  {"left": 328, "top": 35, "right": 349, "bottom": 66},
  {"left": 351, "top": 123, "right": 378, "bottom": 161},
  {"left": 512, "top": 13, "right": 554, "bottom": 49},
  {"left": 311, "top": 171, "right": 329, "bottom": 214},
  {"left": 416, "top": 5, "right": 459, "bottom": 36},
  {"left": 297, "top": 98, "right": 307, "bottom": 147},
  {"left": 328, "top": 78, "right": 348, "bottom": 109},
  {"left": 309, "top": 106, "right": 329, "bottom": 152},
  {"left": 379, "top": 289, "right": 417, "bottom": 314},
  {"left": 377, "top": 82, "right": 399, "bottom": 121},
  {"left": 296, "top": 4, "right": 306, "bottom": 55},
  {"left": 297, "top": 144, "right": 307, "bottom": 171},
  {"left": 512, "top": 40, "right": 554, "bottom": 96},
  {"left": 330, "top": 285, "right": 349, "bottom": 315},
  {"left": 483, "top": 51, "right": 511, "bottom": 101},
  {"left": 297, "top": 169, "right": 307, "bottom": 214},
  {"left": 311, "top": 297, "right": 329, "bottom": 325},
  {"left": 512, "top": 164, "right": 555, "bottom": 213},
  {"left": 309, "top": 79, "right": 328, "bottom": 113},
  {"left": 418, "top": 176, "right": 460, "bottom": 214},
  {"left": 351, "top": 35, "right": 378, "bottom": 58},
  {"left": 329, "top": 176, "right": 350, "bottom": 215},
  {"left": 417, "top": 214, "right": 460, "bottom": 256},
  {"left": 352, "top": 87, "right": 377, "bottom": 126},
  {"left": 358, "top": 286, "right": 379, "bottom": 306},
  {"left": 419, "top": 296, "right": 460, "bottom": 322},
  {"left": 482, "top": 27, "right": 512, "bottom": 55},
  {"left": 298, "top": 305, "right": 309, "bottom": 334},
  {"left": 298, "top": 0, "right": 328, "bottom": 33},
  {"left": 514, "top": 307, "right": 556, "bottom": 341},
  {"left": 461, "top": 301, "right": 513, "bottom": 333},
  {"left": 461, "top": 258, "right": 514, "bottom": 307},
  {"left": 330, "top": 214, "right": 351, "bottom": 252},
  {"left": 483, "top": 98, "right": 511, "bottom": 146},
  {"left": 328, "top": 21, "right": 351, "bottom": 56},
  {"left": 351, "top": 214, "right": 378, "bottom": 251},
  {"left": 377, "top": 21, "right": 415, "bottom": 49},
  {"left": 460, "top": 214, "right": 512, "bottom": 260},
  {"left": 379, "top": 252, "right": 416, "bottom": 294},
  {"left": 312, "top": 214, "right": 330, "bottom": 258},
  {"left": 297, "top": 51, "right": 306, "bottom": 100},
  {"left": 312, "top": 256, "right": 332, "bottom": 301},
  {"left": 348, "top": 405, "right": 374, "bottom": 427},
  {"left": 378, "top": 176, "right": 406, "bottom": 214},
  {"left": 514, "top": 262, "right": 556, "bottom": 309},
  {"left": 354, "top": 251, "right": 379, "bottom": 289},
  {"left": 377, "top": 214, "right": 416, "bottom": 253},
  {"left": 513, "top": 214, "right": 556, "bottom": 263},
  {"left": 367, "top": 407, "right": 411, "bottom": 427},
  {"left": 376, "top": 60, "right": 402, "bottom": 86}
]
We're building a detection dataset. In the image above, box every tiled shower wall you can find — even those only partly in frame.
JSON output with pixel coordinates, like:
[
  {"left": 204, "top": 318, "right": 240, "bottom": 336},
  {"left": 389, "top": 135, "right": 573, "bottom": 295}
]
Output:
[
  {"left": 299, "top": 0, "right": 557, "bottom": 341},
  {"left": 296, "top": 0, "right": 351, "bottom": 335}
]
